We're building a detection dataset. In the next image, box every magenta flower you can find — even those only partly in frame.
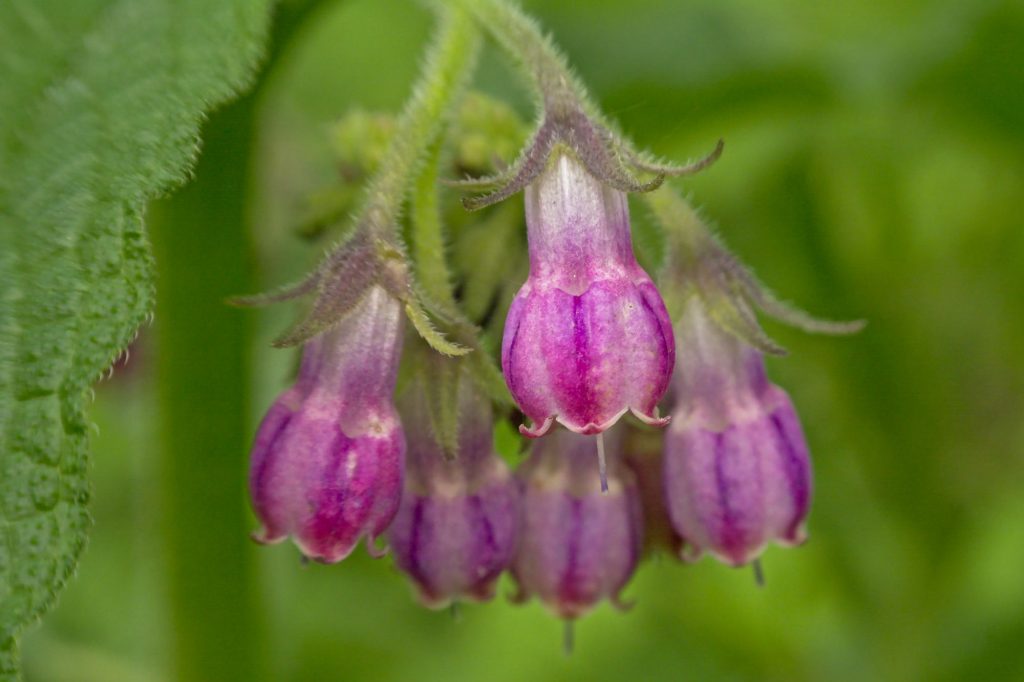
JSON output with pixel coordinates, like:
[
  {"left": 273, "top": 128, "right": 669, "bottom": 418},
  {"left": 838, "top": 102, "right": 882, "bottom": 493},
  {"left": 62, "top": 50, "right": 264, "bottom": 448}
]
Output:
[
  {"left": 389, "top": 373, "right": 519, "bottom": 608},
  {"left": 663, "top": 299, "right": 812, "bottom": 566},
  {"left": 501, "top": 152, "right": 675, "bottom": 437},
  {"left": 248, "top": 286, "right": 405, "bottom": 563},
  {"left": 512, "top": 428, "right": 643, "bottom": 620}
]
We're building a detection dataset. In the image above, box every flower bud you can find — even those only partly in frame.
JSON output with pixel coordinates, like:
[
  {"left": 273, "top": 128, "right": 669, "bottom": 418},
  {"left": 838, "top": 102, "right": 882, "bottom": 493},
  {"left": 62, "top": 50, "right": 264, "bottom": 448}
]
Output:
[
  {"left": 512, "top": 428, "right": 644, "bottom": 620},
  {"left": 389, "top": 371, "right": 519, "bottom": 608},
  {"left": 248, "top": 286, "right": 406, "bottom": 563},
  {"left": 663, "top": 298, "right": 811, "bottom": 566},
  {"left": 501, "top": 152, "right": 674, "bottom": 437}
]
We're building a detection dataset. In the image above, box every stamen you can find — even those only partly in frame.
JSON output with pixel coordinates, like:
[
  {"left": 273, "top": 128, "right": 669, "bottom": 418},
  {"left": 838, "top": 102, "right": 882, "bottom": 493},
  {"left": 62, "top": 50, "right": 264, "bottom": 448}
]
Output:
[
  {"left": 752, "top": 559, "right": 765, "bottom": 588},
  {"left": 596, "top": 432, "right": 608, "bottom": 493},
  {"left": 563, "top": 620, "right": 575, "bottom": 655}
]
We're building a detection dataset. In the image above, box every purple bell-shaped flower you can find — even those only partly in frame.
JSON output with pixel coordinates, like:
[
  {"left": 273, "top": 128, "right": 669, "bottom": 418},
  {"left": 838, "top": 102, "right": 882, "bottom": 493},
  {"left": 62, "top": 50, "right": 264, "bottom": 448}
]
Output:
[
  {"left": 389, "top": 369, "right": 520, "bottom": 608},
  {"left": 663, "top": 298, "right": 812, "bottom": 566},
  {"left": 248, "top": 286, "right": 406, "bottom": 563},
  {"left": 512, "top": 427, "right": 644, "bottom": 620},
  {"left": 501, "top": 152, "right": 675, "bottom": 438}
]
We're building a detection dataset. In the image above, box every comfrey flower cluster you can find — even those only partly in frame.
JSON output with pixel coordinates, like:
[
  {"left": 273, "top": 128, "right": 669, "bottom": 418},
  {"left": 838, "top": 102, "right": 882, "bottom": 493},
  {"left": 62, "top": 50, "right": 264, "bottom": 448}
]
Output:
[{"left": 240, "top": 0, "right": 861, "bottom": 640}]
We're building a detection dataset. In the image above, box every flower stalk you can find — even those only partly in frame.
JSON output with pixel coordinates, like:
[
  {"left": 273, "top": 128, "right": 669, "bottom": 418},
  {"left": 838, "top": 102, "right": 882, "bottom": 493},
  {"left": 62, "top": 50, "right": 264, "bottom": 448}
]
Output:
[
  {"left": 236, "top": 5, "right": 483, "bottom": 356},
  {"left": 450, "top": 0, "right": 722, "bottom": 210},
  {"left": 645, "top": 185, "right": 865, "bottom": 354}
]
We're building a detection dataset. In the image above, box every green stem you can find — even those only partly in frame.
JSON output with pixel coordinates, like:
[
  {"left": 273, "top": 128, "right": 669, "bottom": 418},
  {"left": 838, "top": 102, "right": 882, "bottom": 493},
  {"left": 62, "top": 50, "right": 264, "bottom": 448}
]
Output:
[
  {"left": 152, "top": 86, "right": 265, "bottom": 682},
  {"left": 411, "top": 138, "right": 457, "bottom": 309},
  {"left": 359, "top": 4, "right": 480, "bottom": 238},
  {"left": 642, "top": 186, "right": 713, "bottom": 317},
  {"left": 410, "top": 137, "right": 514, "bottom": 405},
  {"left": 279, "top": 3, "right": 481, "bottom": 354},
  {"left": 150, "top": 2, "right": 327, "bottom": 680},
  {"left": 452, "top": 0, "right": 593, "bottom": 114},
  {"left": 642, "top": 186, "right": 709, "bottom": 268}
]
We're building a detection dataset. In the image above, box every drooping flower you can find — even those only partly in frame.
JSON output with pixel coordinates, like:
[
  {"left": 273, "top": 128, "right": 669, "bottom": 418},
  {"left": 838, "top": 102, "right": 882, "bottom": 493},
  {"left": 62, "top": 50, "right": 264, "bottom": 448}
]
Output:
[
  {"left": 248, "top": 286, "right": 406, "bottom": 563},
  {"left": 389, "top": 368, "right": 519, "bottom": 608},
  {"left": 501, "top": 151, "right": 675, "bottom": 438},
  {"left": 663, "top": 297, "right": 812, "bottom": 566},
  {"left": 512, "top": 427, "right": 643, "bottom": 620}
]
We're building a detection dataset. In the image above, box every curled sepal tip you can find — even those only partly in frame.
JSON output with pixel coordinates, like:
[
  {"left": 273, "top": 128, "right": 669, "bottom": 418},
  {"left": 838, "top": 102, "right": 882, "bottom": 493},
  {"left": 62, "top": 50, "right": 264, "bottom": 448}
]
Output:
[
  {"left": 702, "top": 288, "right": 788, "bottom": 358},
  {"left": 626, "top": 138, "right": 724, "bottom": 177},
  {"left": 265, "top": 228, "right": 385, "bottom": 348},
  {"left": 689, "top": 237, "right": 864, "bottom": 355},
  {"left": 458, "top": 105, "right": 719, "bottom": 211},
  {"left": 453, "top": 0, "right": 722, "bottom": 206},
  {"left": 240, "top": 221, "right": 473, "bottom": 356},
  {"left": 227, "top": 275, "right": 319, "bottom": 308},
  {"left": 740, "top": 274, "right": 867, "bottom": 336}
]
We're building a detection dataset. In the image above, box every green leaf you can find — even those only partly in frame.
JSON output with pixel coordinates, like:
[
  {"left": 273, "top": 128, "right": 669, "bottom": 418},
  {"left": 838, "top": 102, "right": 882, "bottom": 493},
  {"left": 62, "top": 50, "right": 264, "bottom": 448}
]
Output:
[{"left": 0, "top": 0, "right": 271, "bottom": 678}]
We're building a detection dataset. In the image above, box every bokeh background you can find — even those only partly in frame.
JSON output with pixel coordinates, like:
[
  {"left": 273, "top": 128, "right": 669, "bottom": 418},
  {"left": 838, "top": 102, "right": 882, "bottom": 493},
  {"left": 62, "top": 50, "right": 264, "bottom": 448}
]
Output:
[{"left": 21, "top": 0, "right": 1024, "bottom": 680}]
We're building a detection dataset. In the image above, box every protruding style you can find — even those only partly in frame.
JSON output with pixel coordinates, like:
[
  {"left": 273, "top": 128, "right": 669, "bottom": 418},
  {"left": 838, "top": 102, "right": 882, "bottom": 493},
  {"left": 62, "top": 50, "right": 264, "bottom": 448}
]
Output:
[{"left": 248, "top": 286, "right": 406, "bottom": 563}]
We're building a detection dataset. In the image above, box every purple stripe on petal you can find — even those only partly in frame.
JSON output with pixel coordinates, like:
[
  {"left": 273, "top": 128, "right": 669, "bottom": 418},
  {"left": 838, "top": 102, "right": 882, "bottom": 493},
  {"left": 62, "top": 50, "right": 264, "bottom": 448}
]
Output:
[
  {"left": 367, "top": 429, "right": 405, "bottom": 538},
  {"left": 501, "top": 292, "right": 527, "bottom": 395},
  {"left": 404, "top": 497, "right": 437, "bottom": 601},
  {"left": 770, "top": 404, "right": 811, "bottom": 542},
  {"left": 556, "top": 498, "right": 585, "bottom": 614},
  {"left": 463, "top": 494, "right": 495, "bottom": 589},
  {"left": 711, "top": 430, "right": 743, "bottom": 558},
  {"left": 248, "top": 400, "right": 299, "bottom": 542},
  {"left": 635, "top": 280, "right": 675, "bottom": 412},
  {"left": 299, "top": 431, "right": 364, "bottom": 562}
]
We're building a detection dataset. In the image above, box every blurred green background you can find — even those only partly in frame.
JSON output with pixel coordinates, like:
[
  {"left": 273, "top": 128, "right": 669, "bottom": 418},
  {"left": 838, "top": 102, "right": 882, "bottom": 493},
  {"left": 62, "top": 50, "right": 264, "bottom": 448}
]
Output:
[{"left": 21, "top": 0, "right": 1024, "bottom": 679}]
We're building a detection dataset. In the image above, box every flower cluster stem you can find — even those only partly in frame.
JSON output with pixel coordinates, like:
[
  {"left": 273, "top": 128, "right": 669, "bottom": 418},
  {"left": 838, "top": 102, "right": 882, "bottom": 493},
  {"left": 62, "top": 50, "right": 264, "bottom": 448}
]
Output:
[
  {"left": 451, "top": 0, "right": 594, "bottom": 115},
  {"left": 412, "top": 138, "right": 458, "bottom": 310},
  {"left": 360, "top": 5, "right": 481, "bottom": 240},
  {"left": 642, "top": 186, "right": 709, "bottom": 281}
]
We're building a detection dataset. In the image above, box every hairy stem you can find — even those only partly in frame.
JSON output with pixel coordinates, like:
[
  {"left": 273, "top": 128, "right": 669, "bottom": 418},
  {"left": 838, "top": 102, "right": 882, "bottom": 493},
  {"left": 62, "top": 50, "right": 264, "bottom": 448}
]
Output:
[
  {"left": 452, "top": 0, "right": 595, "bottom": 115},
  {"left": 358, "top": 4, "right": 481, "bottom": 238},
  {"left": 411, "top": 138, "right": 457, "bottom": 310},
  {"left": 642, "top": 186, "right": 709, "bottom": 281}
]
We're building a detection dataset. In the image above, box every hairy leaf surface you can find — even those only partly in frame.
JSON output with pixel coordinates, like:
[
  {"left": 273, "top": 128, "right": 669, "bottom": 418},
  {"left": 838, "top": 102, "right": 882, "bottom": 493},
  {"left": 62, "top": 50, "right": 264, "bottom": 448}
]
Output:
[{"left": 0, "top": 1, "right": 271, "bottom": 677}]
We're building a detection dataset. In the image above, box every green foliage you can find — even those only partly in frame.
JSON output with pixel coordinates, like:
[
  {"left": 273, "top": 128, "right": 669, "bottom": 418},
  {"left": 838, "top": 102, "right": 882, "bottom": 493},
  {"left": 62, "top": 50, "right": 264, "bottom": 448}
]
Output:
[
  {"left": 0, "top": 0, "right": 271, "bottom": 678},
  {"left": 4, "top": 0, "right": 1024, "bottom": 680}
]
